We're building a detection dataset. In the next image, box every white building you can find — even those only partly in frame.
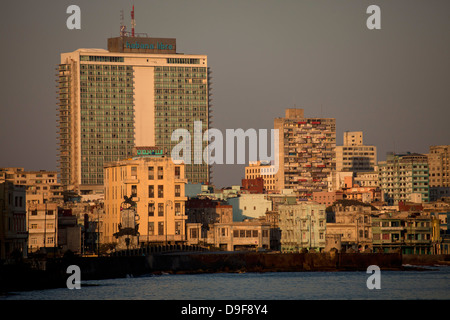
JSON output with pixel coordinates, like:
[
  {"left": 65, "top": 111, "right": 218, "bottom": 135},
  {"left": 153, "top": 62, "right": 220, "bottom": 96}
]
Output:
[
  {"left": 335, "top": 131, "right": 377, "bottom": 172},
  {"left": 278, "top": 202, "right": 327, "bottom": 252},
  {"left": 227, "top": 194, "right": 273, "bottom": 221}
]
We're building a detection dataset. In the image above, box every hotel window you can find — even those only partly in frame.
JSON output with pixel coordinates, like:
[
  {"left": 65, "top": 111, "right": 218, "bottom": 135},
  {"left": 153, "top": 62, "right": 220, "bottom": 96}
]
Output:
[
  {"left": 131, "top": 185, "right": 137, "bottom": 197},
  {"left": 175, "top": 185, "right": 181, "bottom": 197},
  {"left": 158, "top": 185, "right": 164, "bottom": 198},
  {"left": 175, "top": 203, "right": 181, "bottom": 215},
  {"left": 158, "top": 167, "right": 164, "bottom": 180}
]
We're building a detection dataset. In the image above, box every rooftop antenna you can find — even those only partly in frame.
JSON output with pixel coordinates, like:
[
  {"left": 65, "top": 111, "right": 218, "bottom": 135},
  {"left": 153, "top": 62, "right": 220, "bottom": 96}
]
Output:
[
  {"left": 120, "top": 9, "right": 127, "bottom": 36},
  {"left": 131, "top": 5, "right": 136, "bottom": 37}
]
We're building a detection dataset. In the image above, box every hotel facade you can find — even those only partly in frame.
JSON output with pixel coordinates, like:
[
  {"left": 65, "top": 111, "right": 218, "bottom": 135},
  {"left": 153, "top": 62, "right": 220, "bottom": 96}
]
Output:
[{"left": 57, "top": 36, "right": 211, "bottom": 194}]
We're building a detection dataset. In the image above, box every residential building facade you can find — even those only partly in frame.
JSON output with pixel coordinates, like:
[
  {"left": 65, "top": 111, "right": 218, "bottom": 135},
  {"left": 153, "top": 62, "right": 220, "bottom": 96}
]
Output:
[
  {"left": 278, "top": 202, "right": 327, "bottom": 252},
  {"left": 227, "top": 193, "right": 272, "bottom": 221},
  {"left": 186, "top": 219, "right": 270, "bottom": 251},
  {"left": 372, "top": 212, "right": 433, "bottom": 254},
  {"left": 428, "top": 145, "right": 450, "bottom": 201},
  {"left": 0, "top": 182, "right": 28, "bottom": 260},
  {"left": 378, "top": 153, "right": 430, "bottom": 205},
  {"left": 325, "top": 203, "right": 373, "bottom": 252},
  {"left": 335, "top": 131, "right": 377, "bottom": 172},
  {"left": 274, "top": 108, "right": 336, "bottom": 199},
  {"left": 0, "top": 168, "right": 63, "bottom": 205},
  {"left": 27, "top": 203, "right": 58, "bottom": 253},
  {"left": 245, "top": 161, "right": 277, "bottom": 192}
]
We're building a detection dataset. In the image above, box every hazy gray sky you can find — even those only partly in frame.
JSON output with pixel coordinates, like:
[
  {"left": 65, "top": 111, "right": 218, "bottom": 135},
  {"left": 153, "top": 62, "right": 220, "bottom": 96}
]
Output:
[{"left": 0, "top": 0, "right": 449, "bottom": 188}]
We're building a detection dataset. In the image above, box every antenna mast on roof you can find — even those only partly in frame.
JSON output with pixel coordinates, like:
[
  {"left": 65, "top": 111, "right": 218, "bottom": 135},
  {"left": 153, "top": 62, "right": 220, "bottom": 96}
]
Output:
[
  {"left": 120, "top": 9, "right": 127, "bottom": 36},
  {"left": 131, "top": 5, "right": 136, "bottom": 37}
]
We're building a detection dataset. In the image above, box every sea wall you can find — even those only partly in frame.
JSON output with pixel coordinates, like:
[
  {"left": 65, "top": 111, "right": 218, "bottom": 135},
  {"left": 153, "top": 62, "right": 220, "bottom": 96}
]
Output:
[
  {"left": 402, "top": 254, "right": 450, "bottom": 266},
  {"left": 3, "top": 252, "right": 449, "bottom": 293},
  {"left": 145, "top": 252, "right": 403, "bottom": 274}
]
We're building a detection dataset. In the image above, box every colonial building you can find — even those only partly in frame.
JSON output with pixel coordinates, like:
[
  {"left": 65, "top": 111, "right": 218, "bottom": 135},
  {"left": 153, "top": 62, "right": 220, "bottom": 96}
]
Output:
[
  {"left": 325, "top": 202, "right": 374, "bottom": 252},
  {"left": 371, "top": 212, "right": 433, "bottom": 254},
  {"left": 103, "top": 149, "right": 187, "bottom": 245},
  {"left": 0, "top": 182, "right": 28, "bottom": 260},
  {"left": 278, "top": 202, "right": 327, "bottom": 252}
]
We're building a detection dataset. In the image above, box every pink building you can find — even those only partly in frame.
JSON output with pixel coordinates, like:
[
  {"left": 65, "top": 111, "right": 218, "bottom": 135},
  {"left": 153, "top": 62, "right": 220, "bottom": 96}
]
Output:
[{"left": 313, "top": 191, "right": 344, "bottom": 206}]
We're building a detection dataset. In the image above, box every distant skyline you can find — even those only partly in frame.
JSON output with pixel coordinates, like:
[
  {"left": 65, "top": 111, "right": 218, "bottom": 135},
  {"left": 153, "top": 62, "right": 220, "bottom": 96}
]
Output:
[{"left": 0, "top": 0, "right": 449, "bottom": 188}]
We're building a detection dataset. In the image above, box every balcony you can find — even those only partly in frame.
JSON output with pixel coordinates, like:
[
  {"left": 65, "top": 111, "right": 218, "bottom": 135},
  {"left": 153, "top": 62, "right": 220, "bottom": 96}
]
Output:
[
  {"left": 123, "top": 176, "right": 139, "bottom": 184},
  {"left": 380, "top": 226, "right": 404, "bottom": 231}
]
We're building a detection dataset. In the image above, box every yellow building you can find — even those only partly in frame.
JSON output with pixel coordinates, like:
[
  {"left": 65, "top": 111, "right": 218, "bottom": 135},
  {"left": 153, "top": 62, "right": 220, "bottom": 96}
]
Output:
[
  {"left": 103, "top": 150, "right": 187, "bottom": 245},
  {"left": 0, "top": 168, "right": 63, "bottom": 205},
  {"left": 244, "top": 161, "right": 277, "bottom": 192}
]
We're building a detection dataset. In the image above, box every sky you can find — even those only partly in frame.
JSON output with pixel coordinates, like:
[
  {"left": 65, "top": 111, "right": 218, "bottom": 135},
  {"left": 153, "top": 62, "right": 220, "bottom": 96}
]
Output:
[{"left": 0, "top": 0, "right": 449, "bottom": 188}]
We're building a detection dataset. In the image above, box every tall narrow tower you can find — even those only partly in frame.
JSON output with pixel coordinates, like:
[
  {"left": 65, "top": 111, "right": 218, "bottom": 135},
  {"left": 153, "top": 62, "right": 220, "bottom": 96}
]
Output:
[{"left": 131, "top": 5, "right": 135, "bottom": 37}]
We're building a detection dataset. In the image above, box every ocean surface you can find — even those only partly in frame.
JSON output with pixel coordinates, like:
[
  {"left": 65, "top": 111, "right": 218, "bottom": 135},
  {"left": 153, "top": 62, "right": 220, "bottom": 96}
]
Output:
[{"left": 2, "top": 265, "right": 450, "bottom": 300}]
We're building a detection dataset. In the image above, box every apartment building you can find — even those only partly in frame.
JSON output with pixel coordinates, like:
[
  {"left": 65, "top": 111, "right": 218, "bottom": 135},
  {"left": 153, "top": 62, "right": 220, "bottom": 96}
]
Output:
[
  {"left": 0, "top": 182, "right": 27, "bottom": 260},
  {"left": 336, "top": 131, "right": 377, "bottom": 172},
  {"left": 27, "top": 203, "right": 59, "bottom": 253},
  {"left": 245, "top": 161, "right": 277, "bottom": 192},
  {"left": 428, "top": 145, "right": 450, "bottom": 201},
  {"left": 0, "top": 168, "right": 63, "bottom": 205},
  {"left": 378, "top": 153, "right": 429, "bottom": 205},
  {"left": 274, "top": 108, "right": 336, "bottom": 199},
  {"left": 278, "top": 202, "right": 327, "bottom": 252},
  {"left": 372, "top": 212, "right": 433, "bottom": 254}
]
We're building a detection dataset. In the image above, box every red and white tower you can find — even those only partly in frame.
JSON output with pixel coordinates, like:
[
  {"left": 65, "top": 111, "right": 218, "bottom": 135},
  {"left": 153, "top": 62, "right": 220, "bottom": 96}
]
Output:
[{"left": 131, "top": 5, "right": 136, "bottom": 37}]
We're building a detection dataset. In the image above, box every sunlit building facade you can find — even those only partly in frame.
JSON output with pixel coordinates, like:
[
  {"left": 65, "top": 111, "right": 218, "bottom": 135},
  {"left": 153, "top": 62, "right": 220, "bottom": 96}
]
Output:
[{"left": 57, "top": 36, "right": 211, "bottom": 194}]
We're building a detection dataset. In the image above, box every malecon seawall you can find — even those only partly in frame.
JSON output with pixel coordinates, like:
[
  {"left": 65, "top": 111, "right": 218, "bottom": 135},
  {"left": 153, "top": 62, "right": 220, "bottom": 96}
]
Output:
[{"left": 3, "top": 252, "right": 449, "bottom": 293}]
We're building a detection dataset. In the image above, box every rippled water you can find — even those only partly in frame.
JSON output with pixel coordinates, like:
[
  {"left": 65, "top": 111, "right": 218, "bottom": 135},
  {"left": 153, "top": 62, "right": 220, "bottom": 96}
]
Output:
[{"left": 3, "top": 266, "right": 450, "bottom": 300}]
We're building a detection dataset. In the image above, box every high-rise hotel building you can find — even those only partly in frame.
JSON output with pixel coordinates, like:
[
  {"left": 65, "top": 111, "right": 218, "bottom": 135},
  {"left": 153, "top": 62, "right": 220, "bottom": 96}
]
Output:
[
  {"left": 57, "top": 36, "right": 211, "bottom": 194},
  {"left": 274, "top": 108, "right": 336, "bottom": 199}
]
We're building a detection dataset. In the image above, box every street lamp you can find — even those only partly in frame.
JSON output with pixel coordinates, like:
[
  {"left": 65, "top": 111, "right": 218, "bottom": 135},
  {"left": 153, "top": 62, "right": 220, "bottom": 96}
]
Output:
[
  {"left": 165, "top": 200, "right": 173, "bottom": 244},
  {"left": 148, "top": 200, "right": 154, "bottom": 245}
]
